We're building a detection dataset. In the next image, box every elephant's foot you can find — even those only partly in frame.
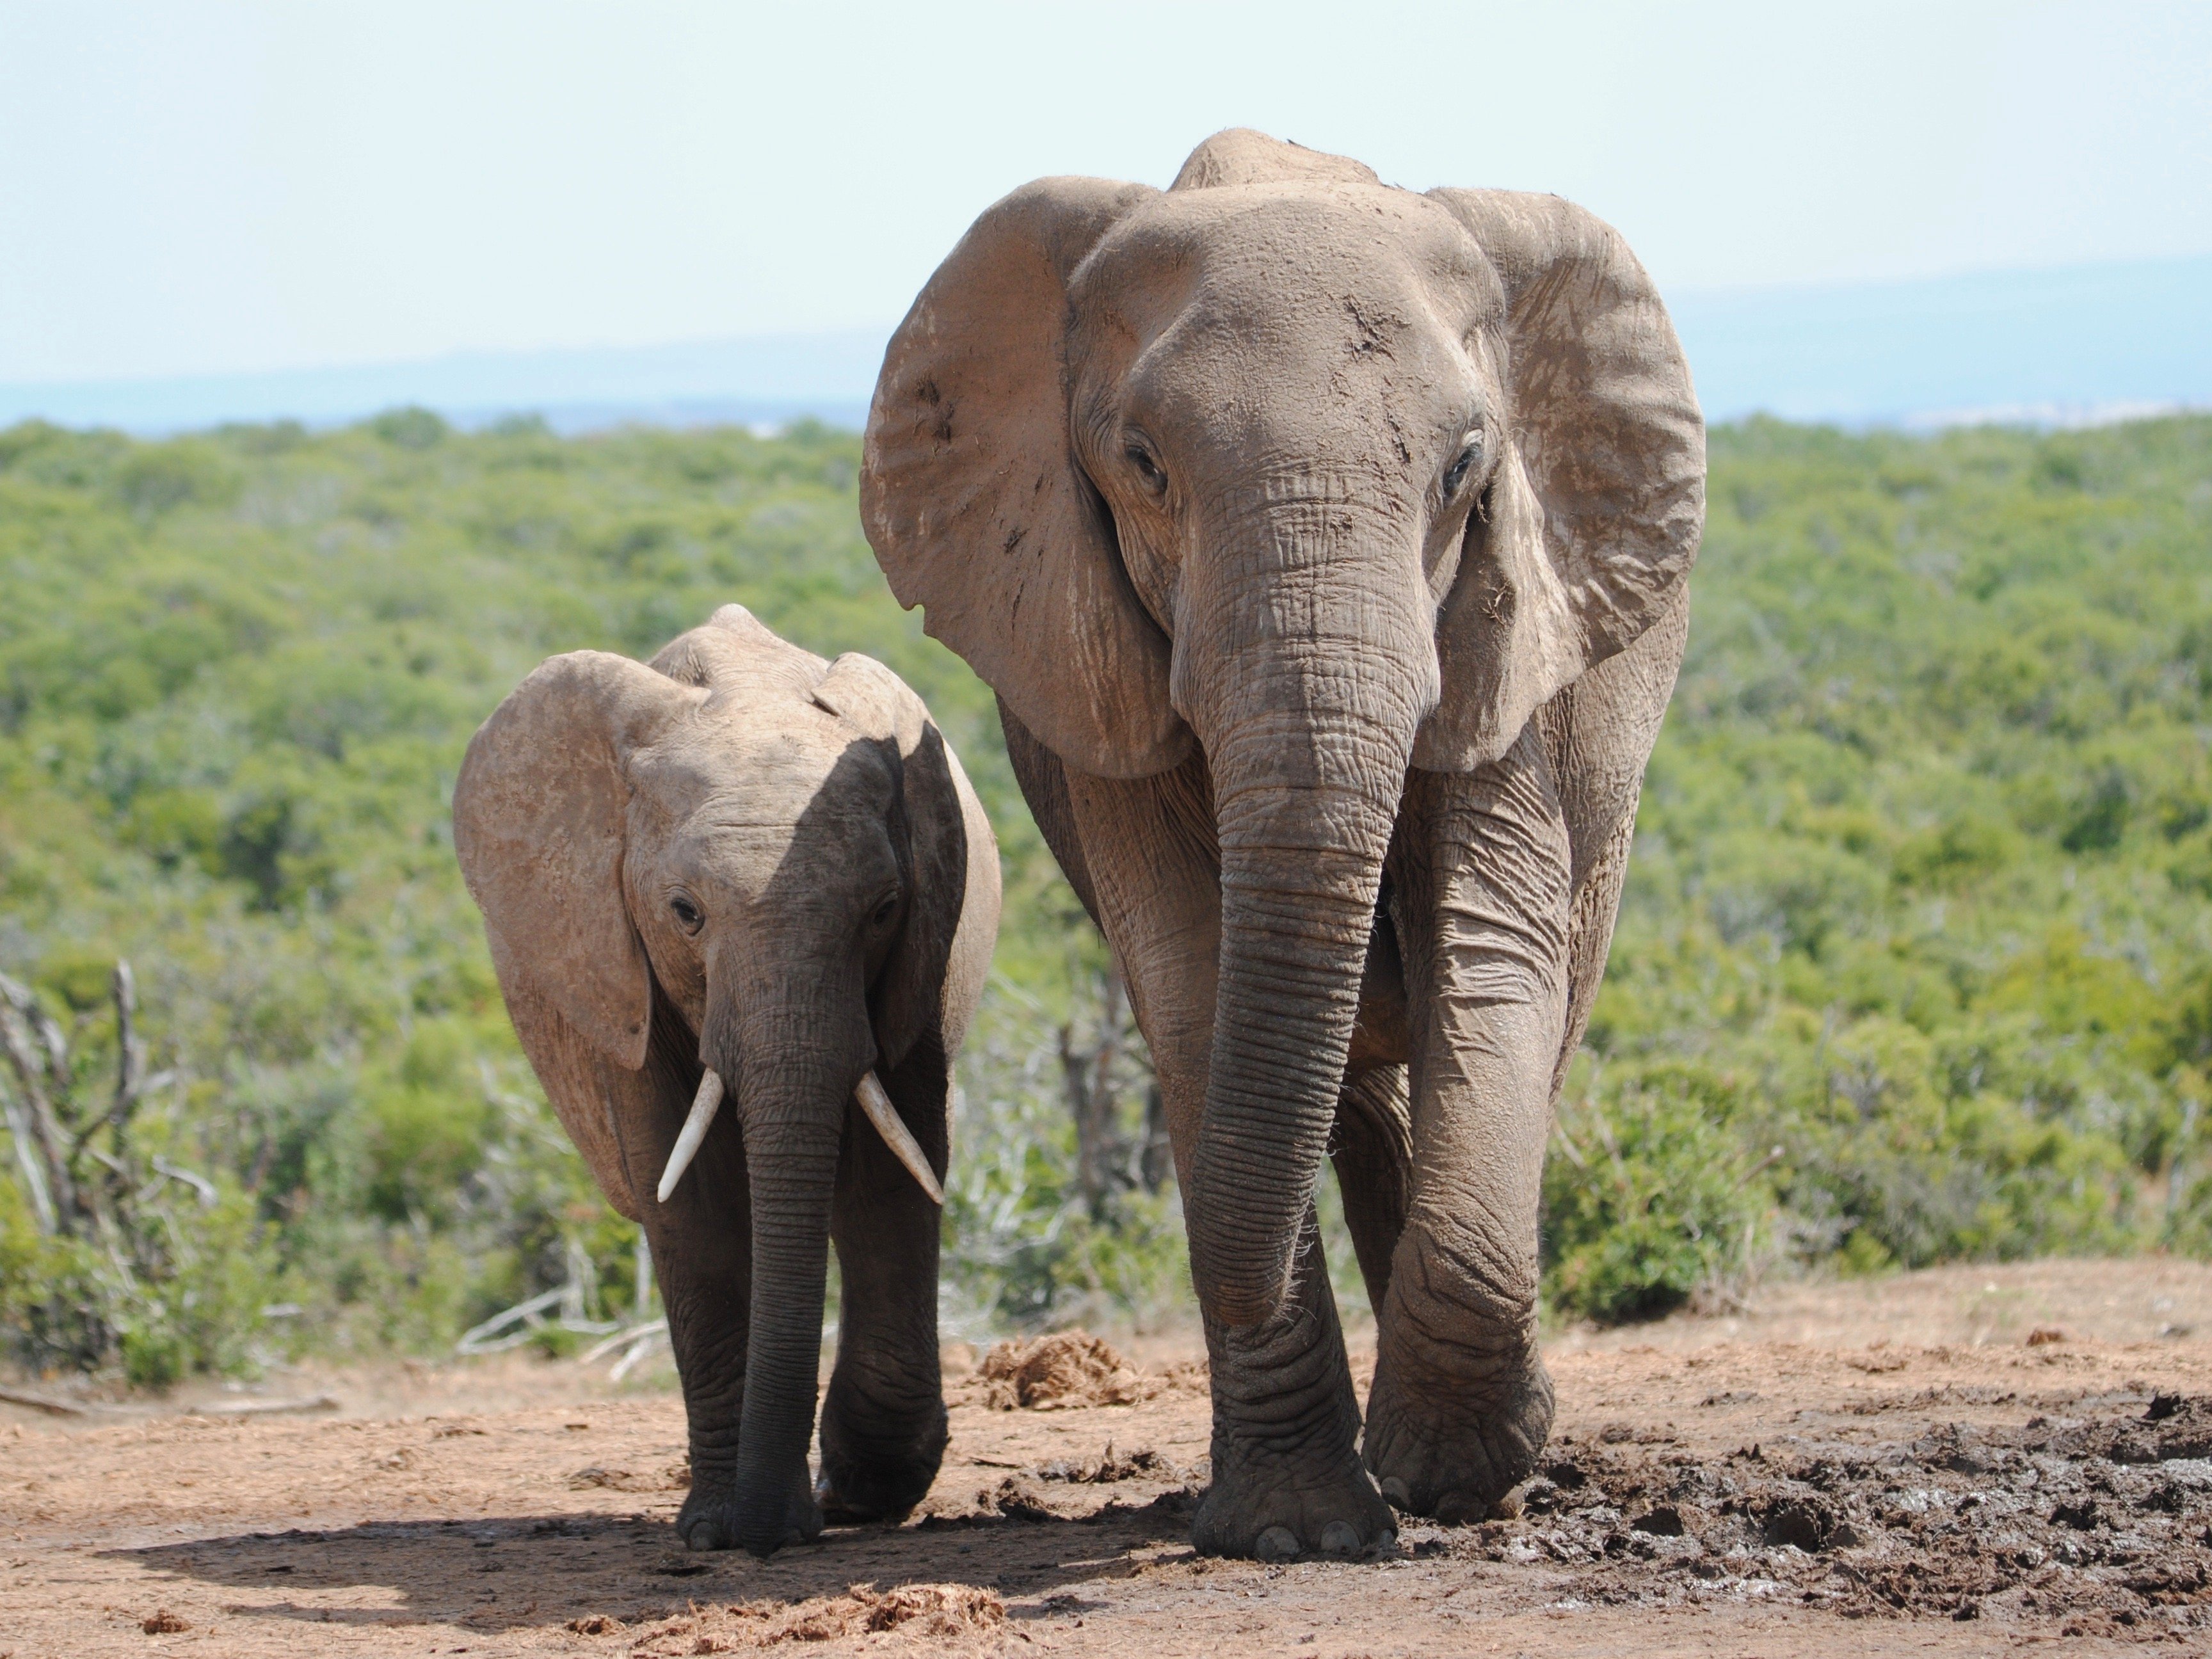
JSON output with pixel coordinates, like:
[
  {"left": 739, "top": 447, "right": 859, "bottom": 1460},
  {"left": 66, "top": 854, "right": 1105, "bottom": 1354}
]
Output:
[
  {"left": 1361, "top": 1346, "right": 1555, "bottom": 1523},
  {"left": 1192, "top": 1419, "right": 1398, "bottom": 1560},
  {"left": 1189, "top": 1269, "right": 1395, "bottom": 1561},
  {"left": 1182, "top": 1202, "right": 1399, "bottom": 1560},
  {"left": 677, "top": 1464, "right": 822, "bottom": 1557},
  {"left": 813, "top": 1444, "right": 940, "bottom": 1526},
  {"left": 815, "top": 1386, "right": 947, "bottom": 1525}
]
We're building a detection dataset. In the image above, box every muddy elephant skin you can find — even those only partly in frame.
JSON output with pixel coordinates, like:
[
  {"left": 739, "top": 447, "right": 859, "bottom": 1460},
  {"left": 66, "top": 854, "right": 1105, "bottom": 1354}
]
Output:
[
  {"left": 862, "top": 129, "right": 1702, "bottom": 1559},
  {"left": 452, "top": 604, "right": 1000, "bottom": 1557}
]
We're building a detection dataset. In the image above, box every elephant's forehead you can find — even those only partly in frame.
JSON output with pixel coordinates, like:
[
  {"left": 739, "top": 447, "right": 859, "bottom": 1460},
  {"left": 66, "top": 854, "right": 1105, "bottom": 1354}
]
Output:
[
  {"left": 1078, "top": 182, "right": 1496, "bottom": 322},
  {"left": 629, "top": 714, "right": 894, "bottom": 835}
]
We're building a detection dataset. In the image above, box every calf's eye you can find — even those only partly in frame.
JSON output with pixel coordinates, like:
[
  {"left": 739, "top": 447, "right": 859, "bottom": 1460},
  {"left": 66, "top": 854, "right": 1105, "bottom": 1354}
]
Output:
[{"left": 669, "top": 895, "right": 703, "bottom": 933}]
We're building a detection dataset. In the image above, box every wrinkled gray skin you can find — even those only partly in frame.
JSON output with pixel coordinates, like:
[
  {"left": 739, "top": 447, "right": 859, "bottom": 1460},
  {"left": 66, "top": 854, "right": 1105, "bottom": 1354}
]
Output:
[
  {"left": 452, "top": 605, "right": 999, "bottom": 1559},
  {"left": 862, "top": 131, "right": 1703, "bottom": 1560}
]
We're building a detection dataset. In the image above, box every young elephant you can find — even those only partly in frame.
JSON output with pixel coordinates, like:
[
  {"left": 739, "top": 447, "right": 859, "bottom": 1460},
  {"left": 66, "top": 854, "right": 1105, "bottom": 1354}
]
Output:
[{"left": 452, "top": 604, "right": 999, "bottom": 1558}]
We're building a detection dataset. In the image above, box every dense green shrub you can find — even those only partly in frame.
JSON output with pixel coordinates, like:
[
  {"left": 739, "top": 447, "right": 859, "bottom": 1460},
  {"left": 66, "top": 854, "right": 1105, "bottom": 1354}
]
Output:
[
  {"left": 1543, "top": 1067, "right": 1774, "bottom": 1323},
  {"left": 1562, "top": 413, "right": 2212, "bottom": 1318},
  {"left": 4, "top": 411, "right": 2212, "bottom": 1365}
]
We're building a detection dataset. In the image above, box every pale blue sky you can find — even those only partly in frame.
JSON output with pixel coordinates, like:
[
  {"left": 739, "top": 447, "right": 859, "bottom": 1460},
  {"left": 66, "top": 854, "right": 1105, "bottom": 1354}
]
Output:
[{"left": 3, "top": 0, "right": 2208, "bottom": 385}]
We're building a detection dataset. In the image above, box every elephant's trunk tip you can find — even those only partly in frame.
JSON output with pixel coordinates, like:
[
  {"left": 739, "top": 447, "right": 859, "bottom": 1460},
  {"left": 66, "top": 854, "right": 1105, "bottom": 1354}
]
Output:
[{"left": 657, "top": 1069, "right": 726, "bottom": 1203}]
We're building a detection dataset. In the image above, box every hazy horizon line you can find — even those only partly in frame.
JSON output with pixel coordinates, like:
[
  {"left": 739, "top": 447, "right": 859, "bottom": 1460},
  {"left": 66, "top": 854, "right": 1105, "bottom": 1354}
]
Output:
[
  {"left": 10, "top": 250, "right": 2208, "bottom": 399},
  {"left": 4, "top": 252, "right": 2205, "bottom": 437}
]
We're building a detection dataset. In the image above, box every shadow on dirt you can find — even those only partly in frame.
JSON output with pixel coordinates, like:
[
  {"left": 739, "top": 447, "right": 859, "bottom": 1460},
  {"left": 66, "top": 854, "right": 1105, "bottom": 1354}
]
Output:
[
  {"left": 109, "top": 1489, "right": 1195, "bottom": 1636},
  {"left": 109, "top": 1399, "right": 2212, "bottom": 1643}
]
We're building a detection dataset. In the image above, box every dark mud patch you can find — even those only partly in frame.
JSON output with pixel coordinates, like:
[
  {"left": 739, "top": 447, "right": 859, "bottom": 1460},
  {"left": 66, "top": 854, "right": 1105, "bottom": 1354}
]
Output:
[{"left": 1410, "top": 1393, "right": 2212, "bottom": 1640}]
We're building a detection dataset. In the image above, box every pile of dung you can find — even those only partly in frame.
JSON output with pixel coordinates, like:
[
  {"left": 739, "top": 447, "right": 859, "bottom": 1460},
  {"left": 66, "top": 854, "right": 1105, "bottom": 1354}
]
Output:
[
  {"left": 977, "top": 1330, "right": 1150, "bottom": 1411},
  {"left": 592, "top": 1583, "right": 1007, "bottom": 1652}
]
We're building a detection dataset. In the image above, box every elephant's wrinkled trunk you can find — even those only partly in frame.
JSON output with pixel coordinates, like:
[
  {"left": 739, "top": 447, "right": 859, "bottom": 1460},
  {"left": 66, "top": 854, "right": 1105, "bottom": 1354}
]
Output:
[
  {"left": 723, "top": 1011, "right": 849, "bottom": 1559},
  {"left": 1180, "top": 499, "right": 1436, "bottom": 1328}
]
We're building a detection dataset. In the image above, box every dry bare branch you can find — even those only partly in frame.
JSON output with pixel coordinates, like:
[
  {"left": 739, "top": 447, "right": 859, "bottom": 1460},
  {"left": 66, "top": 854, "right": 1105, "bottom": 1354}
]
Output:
[{"left": 0, "top": 975, "right": 79, "bottom": 1230}]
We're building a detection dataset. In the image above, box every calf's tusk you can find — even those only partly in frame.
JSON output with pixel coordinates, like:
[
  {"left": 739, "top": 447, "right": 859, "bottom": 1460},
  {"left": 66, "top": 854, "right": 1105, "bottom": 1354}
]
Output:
[
  {"left": 856, "top": 1070, "right": 943, "bottom": 1206},
  {"left": 657, "top": 1068, "right": 725, "bottom": 1203},
  {"left": 655, "top": 1066, "right": 942, "bottom": 1208}
]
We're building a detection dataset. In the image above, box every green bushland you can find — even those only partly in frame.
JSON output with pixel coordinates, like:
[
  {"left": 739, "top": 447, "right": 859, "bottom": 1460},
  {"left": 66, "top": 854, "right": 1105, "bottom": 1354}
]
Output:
[
  {"left": 1, "top": 409, "right": 2209, "bottom": 1376},
  {"left": 1557, "top": 414, "right": 2212, "bottom": 1320}
]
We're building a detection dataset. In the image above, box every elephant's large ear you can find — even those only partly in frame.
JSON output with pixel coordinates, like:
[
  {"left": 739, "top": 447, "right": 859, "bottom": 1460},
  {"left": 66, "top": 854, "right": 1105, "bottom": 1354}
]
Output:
[
  {"left": 862, "top": 177, "right": 1191, "bottom": 781},
  {"left": 811, "top": 653, "right": 971, "bottom": 1070},
  {"left": 454, "top": 652, "right": 697, "bottom": 1070},
  {"left": 1413, "top": 189, "right": 1704, "bottom": 772}
]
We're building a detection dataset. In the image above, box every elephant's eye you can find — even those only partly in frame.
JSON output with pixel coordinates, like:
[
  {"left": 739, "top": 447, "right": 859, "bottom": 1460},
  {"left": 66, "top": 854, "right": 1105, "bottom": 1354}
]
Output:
[
  {"left": 1125, "top": 442, "right": 1167, "bottom": 497},
  {"left": 870, "top": 893, "right": 901, "bottom": 929},
  {"left": 1443, "top": 428, "right": 1484, "bottom": 498},
  {"left": 669, "top": 894, "right": 704, "bottom": 934}
]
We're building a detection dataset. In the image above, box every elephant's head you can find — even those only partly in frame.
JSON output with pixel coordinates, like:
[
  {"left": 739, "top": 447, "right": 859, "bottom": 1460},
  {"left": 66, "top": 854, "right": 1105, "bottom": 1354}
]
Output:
[
  {"left": 452, "top": 605, "right": 967, "bottom": 1555},
  {"left": 862, "top": 130, "right": 1701, "bottom": 1327}
]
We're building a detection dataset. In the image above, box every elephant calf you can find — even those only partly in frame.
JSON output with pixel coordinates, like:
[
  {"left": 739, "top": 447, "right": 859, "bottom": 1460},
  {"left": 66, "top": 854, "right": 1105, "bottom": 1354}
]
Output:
[{"left": 453, "top": 604, "right": 1000, "bottom": 1557}]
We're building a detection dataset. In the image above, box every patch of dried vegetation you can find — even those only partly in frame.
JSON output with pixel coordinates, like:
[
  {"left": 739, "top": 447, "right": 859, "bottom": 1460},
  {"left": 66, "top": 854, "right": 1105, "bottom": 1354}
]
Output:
[{"left": 588, "top": 1584, "right": 1007, "bottom": 1653}]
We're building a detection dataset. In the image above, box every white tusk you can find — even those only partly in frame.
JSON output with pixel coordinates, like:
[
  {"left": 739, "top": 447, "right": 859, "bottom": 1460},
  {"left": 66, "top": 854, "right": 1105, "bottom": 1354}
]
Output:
[
  {"left": 657, "top": 1069, "right": 725, "bottom": 1203},
  {"left": 856, "top": 1070, "right": 943, "bottom": 1206}
]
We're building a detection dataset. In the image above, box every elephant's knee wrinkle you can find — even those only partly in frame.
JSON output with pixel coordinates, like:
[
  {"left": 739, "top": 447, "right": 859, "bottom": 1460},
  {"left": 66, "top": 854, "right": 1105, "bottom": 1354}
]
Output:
[{"left": 1381, "top": 1249, "right": 1538, "bottom": 1352}]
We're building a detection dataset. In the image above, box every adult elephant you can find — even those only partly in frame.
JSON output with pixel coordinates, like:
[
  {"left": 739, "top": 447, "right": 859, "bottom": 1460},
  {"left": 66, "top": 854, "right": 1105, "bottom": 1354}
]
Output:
[{"left": 862, "top": 130, "right": 1702, "bottom": 1560}]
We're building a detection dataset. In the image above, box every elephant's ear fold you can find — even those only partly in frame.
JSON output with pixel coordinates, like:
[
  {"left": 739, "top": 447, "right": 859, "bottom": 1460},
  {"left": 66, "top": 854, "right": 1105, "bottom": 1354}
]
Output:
[
  {"left": 454, "top": 652, "right": 695, "bottom": 1070},
  {"left": 862, "top": 177, "right": 1191, "bottom": 781},
  {"left": 1415, "top": 189, "right": 1705, "bottom": 772},
  {"left": 810, "top": 650, "right": 926, "bottom": 756},
  {"left": 813, "top": 653, "right": 971, "bottom": 1071}
]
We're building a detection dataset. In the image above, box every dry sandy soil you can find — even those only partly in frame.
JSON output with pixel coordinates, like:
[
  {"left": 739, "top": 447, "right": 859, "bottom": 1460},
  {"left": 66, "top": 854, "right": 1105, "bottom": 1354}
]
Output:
[{"left": 8, "top": 1259, "right": 2212, "bottom": 1657}]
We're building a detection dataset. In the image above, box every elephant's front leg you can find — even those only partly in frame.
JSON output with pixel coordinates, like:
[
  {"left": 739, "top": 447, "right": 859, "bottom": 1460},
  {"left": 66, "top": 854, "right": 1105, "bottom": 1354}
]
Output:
[
  {"left": 1363, "top": 735, "right": 1573, "bottom": 1521},
  {"left": 817, "top": 1038, "right": 950, "bottom": 1523},
  {"left": 1063, "top": 763, "right": 1394, "bottom": 1560},
  {"left": 1190, "top": 1201, "right": 1391, "bottom": 1559},
  {"left": 609, "top": 1043, "right": 813, "bottom": 1553}
]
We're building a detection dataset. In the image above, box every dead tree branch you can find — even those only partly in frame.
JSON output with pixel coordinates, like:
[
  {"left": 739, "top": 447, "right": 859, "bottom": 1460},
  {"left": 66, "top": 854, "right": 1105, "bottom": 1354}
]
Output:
[{"left": 0, "top": 970, "right": 79, "bottom": 1230}]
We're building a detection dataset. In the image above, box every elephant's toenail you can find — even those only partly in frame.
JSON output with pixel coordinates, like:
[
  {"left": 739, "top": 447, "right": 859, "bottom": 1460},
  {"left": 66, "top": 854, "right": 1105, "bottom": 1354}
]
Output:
[
  {"left": 685, "top": 1522, "right": 719, "bottom": 1552},
  {"left": 1379, "top": 1476, "right": 1411, "bottom": 1509},
  {"left": 1434, "top": 1491, "right": 1475, "bottom": 1525},
  {"left": 1254, "top": 1526, "right": 1301, "bottom": 1561},
  {"left": 1374, "top": 1527, "right": 1399, "bottom": 1557},
  {"left": 1319, "top": 1521, "right": 1360, "bottom": 1557}
]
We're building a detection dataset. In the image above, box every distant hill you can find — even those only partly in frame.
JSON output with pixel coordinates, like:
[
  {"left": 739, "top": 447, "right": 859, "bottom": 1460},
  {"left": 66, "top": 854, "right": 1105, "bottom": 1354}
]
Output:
[
  {"left": 0, "top": 332, "right": 884, "bottom": 437},
  {"left": 1, "top": 257, "right": 2204, "bottom": 437},
  {"left": 1669, "top": 256, "right": 2212, "bottom": 428}
]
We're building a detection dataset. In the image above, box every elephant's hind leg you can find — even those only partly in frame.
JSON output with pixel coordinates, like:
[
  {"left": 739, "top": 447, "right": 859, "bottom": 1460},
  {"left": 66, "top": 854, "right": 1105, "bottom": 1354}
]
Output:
[{"left": 1330, "top": 1064, "right": 1412, "bottom": 1313}]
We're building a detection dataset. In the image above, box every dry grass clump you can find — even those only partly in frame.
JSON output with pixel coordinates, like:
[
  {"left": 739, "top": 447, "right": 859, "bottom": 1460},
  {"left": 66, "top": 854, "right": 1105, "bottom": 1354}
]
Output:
[
  {"left": 607, "top": 1585, "right": 1006, "bottom": 1652},
  {"left": 861, "top": 1583, "right": 1007, "bottom": 1635}
]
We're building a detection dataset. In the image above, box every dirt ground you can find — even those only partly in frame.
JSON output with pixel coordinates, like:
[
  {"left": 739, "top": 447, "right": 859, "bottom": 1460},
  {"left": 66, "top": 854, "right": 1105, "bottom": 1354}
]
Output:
[{"left": 8, "top": 1258, "right": 2212, "bottom": 1657}]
